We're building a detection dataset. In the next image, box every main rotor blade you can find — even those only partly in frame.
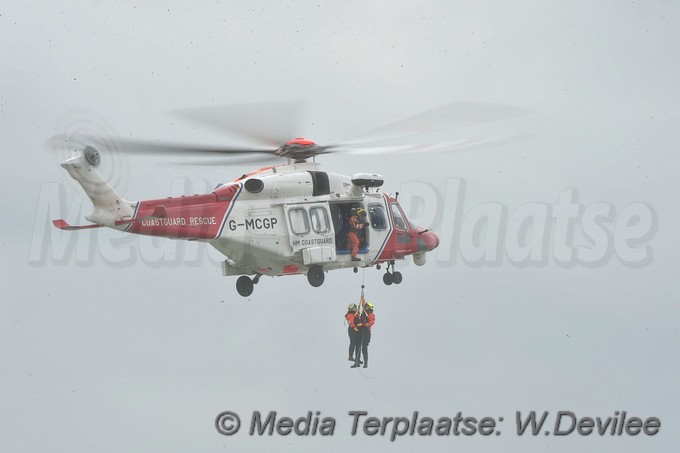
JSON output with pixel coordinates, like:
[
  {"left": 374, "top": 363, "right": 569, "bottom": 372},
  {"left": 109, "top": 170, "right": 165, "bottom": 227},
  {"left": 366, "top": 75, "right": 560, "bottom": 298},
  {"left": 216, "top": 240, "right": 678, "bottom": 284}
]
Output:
[
  {"left": 169, "top": 100, "right": 309, "bottom": 147},
  {"left": 47, "top": 135, "right": 277, "bottom": 157},
  {"left": 327, "top": 133, "right": 531, "bottom": 156},
  {"left": 163, "top": 155, "right": 280, "bottom": 166},
  {"left": 343, "top": 101, "right": 529, "bottom": 146}
]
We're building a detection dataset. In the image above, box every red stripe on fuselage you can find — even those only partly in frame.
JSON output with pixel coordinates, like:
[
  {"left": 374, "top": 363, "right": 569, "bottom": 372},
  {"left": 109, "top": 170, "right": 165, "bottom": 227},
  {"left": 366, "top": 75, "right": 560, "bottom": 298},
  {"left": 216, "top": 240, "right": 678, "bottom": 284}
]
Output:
[{"left": 127, "top": 184, "right": 240, "bottom": 239}]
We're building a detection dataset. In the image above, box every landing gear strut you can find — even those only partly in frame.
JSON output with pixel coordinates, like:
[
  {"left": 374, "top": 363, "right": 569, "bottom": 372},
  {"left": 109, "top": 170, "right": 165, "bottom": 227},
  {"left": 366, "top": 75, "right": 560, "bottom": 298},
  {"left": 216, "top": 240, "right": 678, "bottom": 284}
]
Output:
[
  {"left": 307, "top": 265, "right": 325, "bottom": 287},
  {"left": 382, "top": 261, "right": 402, "bottom": 286},
  {"left": 236, "top": 274, "right": 261, "bottom": 297}
]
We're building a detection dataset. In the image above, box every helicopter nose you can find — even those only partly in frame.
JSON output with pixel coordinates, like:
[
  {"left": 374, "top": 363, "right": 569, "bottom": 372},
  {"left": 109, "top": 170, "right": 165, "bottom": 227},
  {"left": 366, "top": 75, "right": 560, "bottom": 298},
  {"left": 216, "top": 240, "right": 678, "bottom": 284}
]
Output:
[
  {"left": 422, "top": 230, "right": 440, "bottom": 251},
  {"left": 415, "top": 227, "right": 439, "bottom": 252}
]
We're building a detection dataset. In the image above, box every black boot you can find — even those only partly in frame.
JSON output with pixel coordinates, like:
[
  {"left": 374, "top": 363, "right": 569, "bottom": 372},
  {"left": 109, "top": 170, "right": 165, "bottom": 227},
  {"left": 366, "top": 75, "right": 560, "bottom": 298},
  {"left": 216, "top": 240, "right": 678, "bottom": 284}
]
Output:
[{"left": 363, "top": 358, "right": 368, "bottom": 368}]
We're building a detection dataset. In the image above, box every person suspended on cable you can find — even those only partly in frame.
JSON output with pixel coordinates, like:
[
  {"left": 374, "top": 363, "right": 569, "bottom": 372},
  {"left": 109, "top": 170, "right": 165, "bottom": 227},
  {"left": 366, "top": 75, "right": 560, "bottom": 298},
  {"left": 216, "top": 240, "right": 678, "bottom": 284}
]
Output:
[
  {"left": 356, "top": 300, "right": 375, "bottom": 369},
  {"left": 346, "top": 303, "right": 362, "bottom": 365}
]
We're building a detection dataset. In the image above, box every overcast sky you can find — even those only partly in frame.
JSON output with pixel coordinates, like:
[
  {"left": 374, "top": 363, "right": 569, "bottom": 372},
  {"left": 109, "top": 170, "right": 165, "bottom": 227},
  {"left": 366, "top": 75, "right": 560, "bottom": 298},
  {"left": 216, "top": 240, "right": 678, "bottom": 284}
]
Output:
[{"left": 2, "top": 1, "right": 679, "bottom": 452}]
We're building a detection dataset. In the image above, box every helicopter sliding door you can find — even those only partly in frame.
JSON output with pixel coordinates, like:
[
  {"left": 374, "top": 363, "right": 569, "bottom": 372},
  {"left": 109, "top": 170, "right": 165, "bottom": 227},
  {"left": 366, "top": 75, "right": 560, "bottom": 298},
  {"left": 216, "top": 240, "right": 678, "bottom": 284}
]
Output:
[{"left": 284, "top": 202, "right": 336, "bottom": 266}]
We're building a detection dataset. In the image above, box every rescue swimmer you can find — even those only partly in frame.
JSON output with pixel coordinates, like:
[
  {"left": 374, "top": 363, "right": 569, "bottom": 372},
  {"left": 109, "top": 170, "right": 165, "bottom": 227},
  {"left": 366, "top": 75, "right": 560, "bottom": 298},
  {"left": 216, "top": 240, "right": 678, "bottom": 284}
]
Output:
[{"left": 346, "top": 290, "right": 375, "bottom": 369}]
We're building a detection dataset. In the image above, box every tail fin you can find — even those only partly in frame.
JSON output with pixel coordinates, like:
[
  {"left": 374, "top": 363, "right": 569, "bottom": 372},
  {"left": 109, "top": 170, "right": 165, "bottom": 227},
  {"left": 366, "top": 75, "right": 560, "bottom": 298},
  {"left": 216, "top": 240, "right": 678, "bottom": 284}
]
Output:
[{"left": 61, "top": 150, "right": 135, "bottom": 227}]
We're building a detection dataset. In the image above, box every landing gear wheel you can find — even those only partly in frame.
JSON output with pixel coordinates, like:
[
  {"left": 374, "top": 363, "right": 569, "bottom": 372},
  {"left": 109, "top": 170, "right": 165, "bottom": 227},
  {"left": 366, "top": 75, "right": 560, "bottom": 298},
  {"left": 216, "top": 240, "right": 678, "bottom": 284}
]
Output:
[
  {"left": 353, "top": 267, "right": 358, "bottom": 273},
  {"left": 236, "top": 276, "right": 254, "bottom": 297},
  {"left": 383, "top": 272, "right": 394, "bottom": 285},
  {"left": 307, "top": 266, "right": 325, "bottom": 287},
  {"left": 392, "top": 271, "right": 403, "bottom": 284}
]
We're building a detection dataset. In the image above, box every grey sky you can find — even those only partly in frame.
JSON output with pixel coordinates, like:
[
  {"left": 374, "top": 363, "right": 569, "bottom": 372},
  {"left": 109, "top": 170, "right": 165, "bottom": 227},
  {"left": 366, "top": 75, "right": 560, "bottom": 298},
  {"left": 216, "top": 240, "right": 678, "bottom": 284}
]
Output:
[{"left": 2, "top": 1, "right": 679, "bottom": 452}]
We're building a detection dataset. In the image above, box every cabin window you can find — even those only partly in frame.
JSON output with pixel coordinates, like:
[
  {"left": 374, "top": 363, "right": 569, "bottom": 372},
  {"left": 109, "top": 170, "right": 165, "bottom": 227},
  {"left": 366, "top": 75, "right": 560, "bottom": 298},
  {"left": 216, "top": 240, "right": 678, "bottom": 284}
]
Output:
[
  {"left": 310, "top": 207, "right": 330, "bottom": 234},
  {"left": 368, "top": 204, "right": 387, "bottom": 230},
  {"left": 289, "top": 208, "right": 310, "bottom": 235},
  {"left": 390, "top": 203, "right": 407, "bottom": 230}
]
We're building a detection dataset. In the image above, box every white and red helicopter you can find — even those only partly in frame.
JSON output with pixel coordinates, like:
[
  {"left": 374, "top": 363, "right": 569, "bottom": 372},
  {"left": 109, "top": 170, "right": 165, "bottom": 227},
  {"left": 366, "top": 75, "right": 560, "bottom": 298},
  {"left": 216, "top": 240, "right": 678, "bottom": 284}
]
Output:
[{"left": 50, "top": 102, "right": 521, "bottom": 296}]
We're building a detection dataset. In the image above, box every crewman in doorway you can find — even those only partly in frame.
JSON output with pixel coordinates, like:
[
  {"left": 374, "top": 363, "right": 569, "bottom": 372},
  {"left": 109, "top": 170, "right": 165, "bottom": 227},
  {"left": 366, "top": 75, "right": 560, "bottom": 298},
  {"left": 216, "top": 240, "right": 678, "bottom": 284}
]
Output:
[{"left": 347, "top": 207, "right": 368, "bottom": 261}]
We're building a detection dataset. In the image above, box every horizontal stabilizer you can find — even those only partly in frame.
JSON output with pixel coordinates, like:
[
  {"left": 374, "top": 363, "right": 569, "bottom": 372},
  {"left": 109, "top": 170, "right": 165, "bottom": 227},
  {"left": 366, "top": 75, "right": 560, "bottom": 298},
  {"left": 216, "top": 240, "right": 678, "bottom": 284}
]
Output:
[{"left": 53, "top": 219, "right": 103, "bottom": 231}]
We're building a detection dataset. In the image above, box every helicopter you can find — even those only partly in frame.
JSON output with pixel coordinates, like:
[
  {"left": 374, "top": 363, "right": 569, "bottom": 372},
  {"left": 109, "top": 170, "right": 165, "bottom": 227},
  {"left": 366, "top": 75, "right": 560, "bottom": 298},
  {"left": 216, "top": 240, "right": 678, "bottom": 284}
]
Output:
[{"left": 50, "top": 102, "right": 523, "bottom": 296}]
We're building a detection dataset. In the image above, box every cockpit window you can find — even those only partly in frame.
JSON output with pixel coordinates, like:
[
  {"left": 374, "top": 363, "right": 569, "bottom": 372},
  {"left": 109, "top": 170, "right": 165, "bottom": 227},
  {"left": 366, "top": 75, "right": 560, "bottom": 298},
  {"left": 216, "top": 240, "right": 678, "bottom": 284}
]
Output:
[
  {"left": 368, "top": 204, "right": 387, "bottom": 230},
  {"left": 390, "top": 203, "right": 407, "bottom": 230}
]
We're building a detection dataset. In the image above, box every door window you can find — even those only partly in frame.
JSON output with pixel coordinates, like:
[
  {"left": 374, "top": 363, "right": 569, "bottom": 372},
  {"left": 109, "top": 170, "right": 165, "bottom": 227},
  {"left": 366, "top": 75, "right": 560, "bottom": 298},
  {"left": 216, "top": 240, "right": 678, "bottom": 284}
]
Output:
[
  {"left": 288, "top": 208, "right": 309, "bottom": 235},
  {"left": 310, "top": 207, "right": 330, "bottom": 234},
  {"left": 368, "top": 204, "right": 387, "bottom": 230}
]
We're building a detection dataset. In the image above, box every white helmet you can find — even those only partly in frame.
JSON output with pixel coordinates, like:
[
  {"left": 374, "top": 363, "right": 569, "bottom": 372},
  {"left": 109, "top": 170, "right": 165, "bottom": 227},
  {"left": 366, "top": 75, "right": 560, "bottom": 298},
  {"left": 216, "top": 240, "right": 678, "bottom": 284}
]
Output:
[{"left": 348, "top": 303, "right": 357, "bottom": 311}]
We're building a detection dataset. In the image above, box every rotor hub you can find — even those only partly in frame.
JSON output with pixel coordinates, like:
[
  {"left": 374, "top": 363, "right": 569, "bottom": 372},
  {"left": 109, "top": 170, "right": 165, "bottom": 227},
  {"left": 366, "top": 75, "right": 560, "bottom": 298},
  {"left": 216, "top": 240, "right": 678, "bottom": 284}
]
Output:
[
  {"left": 275, "top": 139, "right": 328, "bottom": 162},
  {"left": 286, "top": 137, "right": 316, "bottom": 146},
  {"left": 83, "top": 146, "right": 101, "bottom": 167}
]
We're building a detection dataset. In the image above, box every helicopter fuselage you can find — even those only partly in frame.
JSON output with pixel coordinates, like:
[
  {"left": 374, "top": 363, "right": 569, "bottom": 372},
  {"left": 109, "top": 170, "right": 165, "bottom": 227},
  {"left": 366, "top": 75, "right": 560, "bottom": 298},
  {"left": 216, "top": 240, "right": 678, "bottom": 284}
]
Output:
[{"left": 56, "top": 155, "right": 439, "bottom": 295}]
